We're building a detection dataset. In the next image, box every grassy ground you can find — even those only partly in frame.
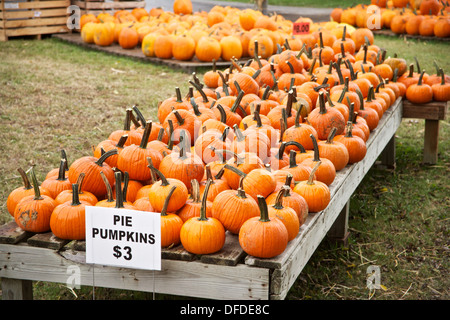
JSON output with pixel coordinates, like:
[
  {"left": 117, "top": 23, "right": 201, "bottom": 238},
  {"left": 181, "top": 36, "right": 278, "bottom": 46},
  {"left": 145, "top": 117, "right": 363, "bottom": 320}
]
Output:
[
  {"left": 218, "top": 0, "right": 370, "bottom": 8},
  {"left": 0, "top": 34, "right": 448, "bottom": 300}
]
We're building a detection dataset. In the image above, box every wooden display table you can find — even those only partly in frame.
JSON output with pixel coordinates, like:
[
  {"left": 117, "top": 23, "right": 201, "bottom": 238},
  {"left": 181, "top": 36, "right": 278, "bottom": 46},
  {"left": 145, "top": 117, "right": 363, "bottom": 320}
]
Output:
[
  {"left": 402, "top": 100, "right": 449, "bottom": 164},
  {"left": 0, "top": 98, "right": 403, "bottom": 300}
]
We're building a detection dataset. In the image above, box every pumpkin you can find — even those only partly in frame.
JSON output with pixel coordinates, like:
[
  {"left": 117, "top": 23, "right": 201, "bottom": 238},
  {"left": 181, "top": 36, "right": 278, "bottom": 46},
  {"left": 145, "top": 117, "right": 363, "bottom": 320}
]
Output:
[
  {"left": 211, "top": 176, "right": 260, "bottom": 234},
  {"left": 406, "top": 71, "right": 433, "bottom": 104},
  {"left": 93, "top": 22, "right": 114, "bottom": 47},
  {"left": 317, "top": 127, "right": 350, "bottom": 171},
  {"left": 108, "top": 108, "right": 142, "bottom": 146},
  {"left": 220, "top": 35, "right": 243, "bottom": 61},
  {"left": 158, "top": 130, "right": 205, "bottom": 191},
  {"left": 267, "top": 174, "right": 309, "bottom": 225},
  {"left": 231, "top": 124, "right": 271, "bottom": 163},
  {"left": 301, "top": 134, "right": 336, "bottom": 186},
  {"left": 50, "top": 182, "right": 89, "bottom": 240},
  {"left": 157, "top": 87, "right": 191, "bottom": 124},
  {"left": 116, "top": 121, "right": 163, "bottom": 181},
  {"left": 158, "top": 185, "right": 184, "bottom": 248},
  {"left": 154, "top": 34, "right": 174, "bottom": 59},
  {"left": 199, "top": 164, "right": 231, "bottom": 202},
  {"left": 334, "top": 120, "right": 367, "bottom": 164},
  {"left": 195, "top": 36, "right": 222, "bottom": 62},
  {"left": 308, "top": 92, "right": 346, "bottom": 141},
  {"left": 41, "top": 159, "right": 72, "bottom": 199},
  {"left": 147, "top": 164, "right": 189, "bottom": 213},
  {"left": 7, "top": 168, "right": 51, "bottom": 217},
  {"left": 173, "top": 0, "right": 193, "bottom": 15},
  {"left": 223, "top": 164, "right": 276, "bottom": 200},
  {"left": 180, "top": 179, "right": 226, "bottom": 254},
  {"left": 238, "top": 195, "right": 289, "bottom": 258},
  {"left": 293, "top": 161, "right": 331, "bottom": 213},
  {"left": 68, "top": 149, "right": 117, "bottom": 198},
  {"left": 118, "top": 25, "right": 139, "bottom": 49},
  {"left": 282, "top": 105, "right": 319, "bottom": 151},
  {"left": 55, "top": 172, "right": 98, "bottom": 206},
  {"left": 431, "top": 69, "right": 450, "bottom": 102},
  {"left": 172, "top": 34, "right": 196, "bottom": 61},
  {"left": 163, "top": 109, "right": 202, "bottom": 146},
  {"left": 14, "top": 167, "right": 57, "bottom": 233},
  {"left": 222, "top": 151, "right": 264, "bottom": 190},
  {"left": 267, "top": 186, "right": 300, "bottom": 241}
]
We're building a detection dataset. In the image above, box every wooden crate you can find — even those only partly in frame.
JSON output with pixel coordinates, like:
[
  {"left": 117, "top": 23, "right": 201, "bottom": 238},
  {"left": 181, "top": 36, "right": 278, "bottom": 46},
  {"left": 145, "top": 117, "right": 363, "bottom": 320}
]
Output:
[
  {"left": 0, "top": 99, "right": 403, "bottom": 300},
  {"left": 71, "top": 0, "right": 145, "bottom": 16},
  {"left": 0, "top": 0, "right": 71, "bottom": 41}
]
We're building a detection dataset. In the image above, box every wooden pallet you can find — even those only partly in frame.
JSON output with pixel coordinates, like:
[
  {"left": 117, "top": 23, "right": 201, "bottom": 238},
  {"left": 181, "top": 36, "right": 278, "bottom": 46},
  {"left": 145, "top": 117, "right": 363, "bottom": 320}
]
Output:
[
  {"left": 52, "top": 32, "right": 248, "bottom": 73},
  {"left": 0, "top": 0, "right": 70, "bottom": 41},
  {"left": 0, "top": 98, "right": 403, "bottom": 300},
  {"left": 71, "top": 0, "right": 145, "bottom": 16},
  {"left": 373, "top": 29, "right": 450, "bottom": 42}
]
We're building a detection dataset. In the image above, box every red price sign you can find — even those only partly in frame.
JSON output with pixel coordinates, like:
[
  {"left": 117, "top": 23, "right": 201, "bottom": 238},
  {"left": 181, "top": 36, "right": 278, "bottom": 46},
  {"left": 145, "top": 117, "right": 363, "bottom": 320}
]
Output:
[{"left": 292, "top": 22, "right": 310, "bottom": 35}]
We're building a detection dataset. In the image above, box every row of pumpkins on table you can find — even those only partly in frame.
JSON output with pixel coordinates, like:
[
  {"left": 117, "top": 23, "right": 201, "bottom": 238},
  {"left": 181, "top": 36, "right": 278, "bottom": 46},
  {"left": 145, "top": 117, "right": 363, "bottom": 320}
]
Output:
[
  {"left": 79, "top": 4, "right": 364, "bottom": 63},
  {"left": 330, "top": 0, "right": 450, "bottom": 38},
  {"left": 6, "top": 33, "right": 449, "bottom": 260}
]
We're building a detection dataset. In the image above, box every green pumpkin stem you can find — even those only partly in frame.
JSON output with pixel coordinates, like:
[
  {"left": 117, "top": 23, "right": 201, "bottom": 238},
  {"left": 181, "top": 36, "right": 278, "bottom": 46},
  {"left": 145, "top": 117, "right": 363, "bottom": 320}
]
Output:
[
  {"left": 28, "top": 166, "right": 42, "bottom": 200},
  {"left": 71, "top": 183, "right": 81, "bottom": 206},
  {"left": 95, "top": 149, "right": 118, "bottom": 166},
  {"left": 161, "top": 186, "right": 177, "bottom": 217},
  {"left": 18, "top": 168, "right": 32, "bottom": 190},
  {"left": 257, "top": 195, "right": 271, "bottom": 222},
  {"left": 199, "top": 179, "right": 212, "bottom": 221}
]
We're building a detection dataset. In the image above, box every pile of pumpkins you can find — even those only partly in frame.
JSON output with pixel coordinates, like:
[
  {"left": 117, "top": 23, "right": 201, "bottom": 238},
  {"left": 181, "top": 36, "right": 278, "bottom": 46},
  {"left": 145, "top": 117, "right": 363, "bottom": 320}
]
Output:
[
  {"left": 7, "top": 19, "right": 450, "bottom": 260},
  {"left": 79, "top": 2, "right": 358, "bottom": 63},
  {"left": 330, "top": 0, "right": 450, "bottom": 38}
]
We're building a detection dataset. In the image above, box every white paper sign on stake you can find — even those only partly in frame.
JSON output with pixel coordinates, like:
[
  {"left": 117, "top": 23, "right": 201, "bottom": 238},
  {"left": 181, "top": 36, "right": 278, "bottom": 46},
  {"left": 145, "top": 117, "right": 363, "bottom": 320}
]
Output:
[{"left": 85, "top": 206, "right": 161, "bottom": 271}]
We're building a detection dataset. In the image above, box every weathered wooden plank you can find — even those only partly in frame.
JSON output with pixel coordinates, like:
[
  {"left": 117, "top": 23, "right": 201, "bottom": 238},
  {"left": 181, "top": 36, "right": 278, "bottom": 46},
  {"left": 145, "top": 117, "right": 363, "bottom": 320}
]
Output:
[
  {"left": 373, "top": 29, "right": 450, "bottom": 42},
  {"left": 27, "top": 232, "right": 69, "bottom": 250},
  {"left": 1, "top": 1, "right": 70, "bottom": 10},
  {"left": 0, "top": 16, "right": 68, "bottom": 28},
  {"left": 1, "top": 278, "right": 33, "bottom": 300},
  {"left": 402, "top": 100, "right": 448, "bottom": 120},
  {"left": 253, "top": 98, "right": 403, "bottom": 299},
  {"left": 0, "top": 244, "right": 270, "bottom": 300},
  {"left": 0, "top": 221, "right": 31, "bottom": 244},
  {"left": 423, "top": 119, "right": 440, "bottom": 164},
  {"left": 5, "top": 25, "right": 68, "bottom": 37},
  {"left": 0, "top": 8, "right": 68, "bottom": 20},
  {"left": 200, "top": 232, "right": 246, "bottom": 266},
  {"left": 73, "top": 0, "right": 145, "bottom": 10}
]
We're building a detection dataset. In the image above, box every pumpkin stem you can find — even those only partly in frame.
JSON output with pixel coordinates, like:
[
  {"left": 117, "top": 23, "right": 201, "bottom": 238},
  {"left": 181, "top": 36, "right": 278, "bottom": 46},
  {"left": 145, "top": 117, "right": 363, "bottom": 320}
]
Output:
[
  {"left": 307, "top": 161, "right": 321, "bottom": 185},
  {"left": 189, "top": 80, "right": 209, "bottom": 103},
  {"left": 294, "top": 104, "right": 303, "bottom": 127},
  {"left": 310, "top": 134, "right": 320, "bottom": 162},
  {"left": 230, "top": 90, "right": 245, "bottom": 113},
  {"left": 272, "top": 186, "right": 286, "bottom": 210},
  {"left": 224, "top": 164, "right": 246, "bottom": 178},
  {"left": 57, "top": 159, "right": 67, "bottom": 181},
  {"left": 285, "top": 173, "right": 293, "bottom": 188},
  {"left": 288, "top": 150, "right": 298, "bottom": 168},
  {"left": 318, "top": 92, "right": 327, "bottom": 115},
  {"left": 167, "top": 119, "right": 175, "bottom": 150},
  {"left": 277, "top": 141, "right": 287, "bottom": 160},
  {"left": 215, "top": 104, "right": 227, "bottom": 124},
  {"left": 100, "top": 171, "right": 114, "bottom": 202},
  {"left": 132, "top": 105, "right": 146, "bottom": 128},
  {"left": 122, "top": 171, "right": 130, "bottom": 203},
  {"left": 95, "top": 149, "right": 118, "bottom": 166},
  {"left": 139, "top": 120, "right": 152, "bottom": 149},
  {"left": 60, "top": 149, "right": 69, "bottom": 171},
  {"left": 123, "top": 108, "right": 132, "bottom": 131},
  {"left": 190, "top": 179, "right": 201, "bottom": 203},
  {"left": 17, "top": 168, "right": 32, "bottom": 190},
  {"left": 417, "top": 70, "right": 425, "bottom": 86},
  {"left": 116, "top": 135, "right": 129, "bottom": 149},
  {"left": 175, "top": 87, "right": 183, "bottom": 103},
  {"left": 160, "top": 185, "right": 177, "bottom": 217},
  {"left": 285, "top": 141, "right": 306, "bottom": 153},
  {"left": 233, "top": 124, "right": 246, "bottom": 142},
  {"left": 439, "top": 68, "right": 445, "bottom": 85},
  {"left": 326, "top": 127, "right": 337, "bottom": 144},
  {"left": 76, "top": 172, "right": 85, "bottom": 193},
  {"left": 257, "top": 195, "right": 271, "bottom": 222},
  {"left": 28, "top": 166, "right": 42, "bottom": 200},
  {"left": 114, "top": 172, "right": 125, "bottom": 209},
  {"left": 71, "top": 183, "right": 81, "bottom": 206},
  {"left": 356, "top": 88, "right": 365, "bottom": 111},
  {"left": 345, "top": 120, "right": 354, "bottom": 138},
  {"left": 150, "top": 164, "right": 170, "bottom": 186},
  {"left": 198, "top": 179, "right": 212, "bottom": 221}
]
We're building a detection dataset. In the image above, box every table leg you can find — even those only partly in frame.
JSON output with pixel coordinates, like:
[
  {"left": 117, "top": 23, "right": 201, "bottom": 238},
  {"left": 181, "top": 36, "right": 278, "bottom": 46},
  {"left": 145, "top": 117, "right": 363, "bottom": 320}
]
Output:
[
  {"left": 423, "top": 119, "right": 440, "bottom": 165},
  {"left": 379, "top": 135, "right": 396, "bottom": 169},
  {"left": 327, "top": 200, "right": 350, "bottom": 246},
  {"left": 1, "top": 278, "right": 33, "bottom": 300}
]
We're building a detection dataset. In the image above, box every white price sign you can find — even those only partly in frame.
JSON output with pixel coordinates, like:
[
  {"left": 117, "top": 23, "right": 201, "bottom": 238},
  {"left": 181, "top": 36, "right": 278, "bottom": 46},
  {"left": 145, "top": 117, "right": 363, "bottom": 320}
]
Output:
[{"left": 85, "top": 206, "right": 161, "bottom": 271}]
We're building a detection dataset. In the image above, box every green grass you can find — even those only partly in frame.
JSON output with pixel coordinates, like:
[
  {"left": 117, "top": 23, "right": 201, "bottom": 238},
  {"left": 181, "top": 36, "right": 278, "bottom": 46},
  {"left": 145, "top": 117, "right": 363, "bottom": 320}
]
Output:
[
  {"left": 0, "top": 34, "right": 448, "bottom": 300},
  {"left": 216, "top": 0, "right": 370, "bottom": 8}
]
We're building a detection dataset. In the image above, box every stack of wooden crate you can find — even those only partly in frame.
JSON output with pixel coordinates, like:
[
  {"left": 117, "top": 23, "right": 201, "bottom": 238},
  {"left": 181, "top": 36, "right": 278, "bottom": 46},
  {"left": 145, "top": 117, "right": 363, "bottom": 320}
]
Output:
[
  {"left": 71, "top": 0, "right": 146, "bottom": 16},
  {"left": 0, "top": 0, "right": 71, "bottom": 41}
]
